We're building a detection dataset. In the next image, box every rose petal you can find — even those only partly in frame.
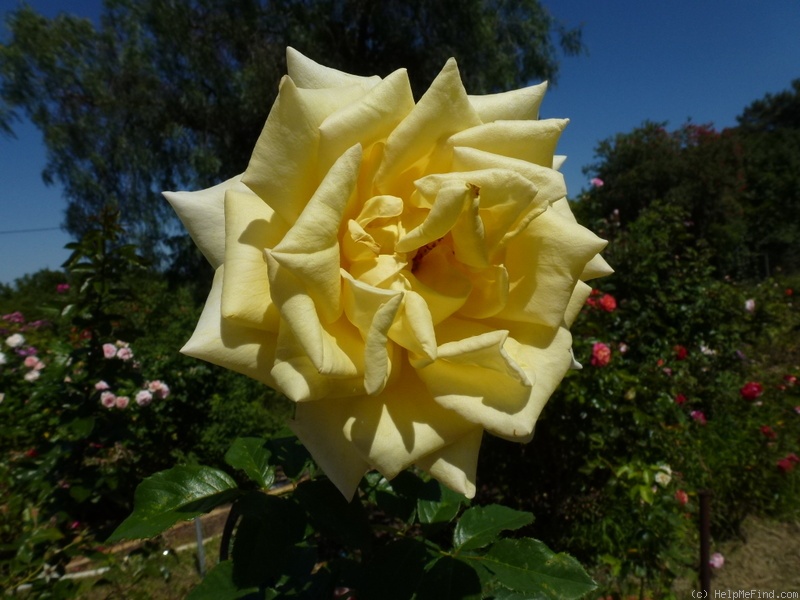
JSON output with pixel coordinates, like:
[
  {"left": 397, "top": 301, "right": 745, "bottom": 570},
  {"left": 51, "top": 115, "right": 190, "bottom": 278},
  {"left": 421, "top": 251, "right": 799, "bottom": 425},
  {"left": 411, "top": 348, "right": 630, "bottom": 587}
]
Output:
[
  {"left": 458, "top": 265, "right": 509, "bottom": 319},
  {"left": 270, "top": 144, "right": 362, "bottom": 323},
  {"left": 375, "top": 58, "right": 481, "bottom": 197},
  {"left": 182, "top": 267, "right": 277, "bottom": 387},
  {"left": 343, "top": 369, "right": 476, "bottom": 479},
  {"left": 222, "top": 188, "right": 286, "bottom": 331},
  {"left": 497, "top": 205, "right": 608, "bottom": 328},
  {"left": 266, "top": 251, "right": 358, "bottom": 381},
  {"left": 416, "top": 428, "right": 483, "bottom": 499},
  {"left": 164, "top": 175, "right": 249, "bottom": 269},
  {"left": 468, "top": 81, "right": 548, "bottom": 123},
  {"left": 319, "top": 68, "right": 415, "bottom": 177},
  {"left": 416, "top": 326, "right": 537, "bottom": 438},
  {"left": 289, "top": 399, "right": 371, "bottom": 501},
  {"left": 271, "top": 316, "right": 364, "bottom": 402},
  {"left": 452, "top": 147, "right": 567, "bottom": 207},
  {"left": 450, "top": 119, "right": 569, "bottom": 169},
  {"left": 242, "top": 76, "right": 321, "bottom": 224},
  {"left": 286, "top": 46, "right": 381, "bottom": 91}
]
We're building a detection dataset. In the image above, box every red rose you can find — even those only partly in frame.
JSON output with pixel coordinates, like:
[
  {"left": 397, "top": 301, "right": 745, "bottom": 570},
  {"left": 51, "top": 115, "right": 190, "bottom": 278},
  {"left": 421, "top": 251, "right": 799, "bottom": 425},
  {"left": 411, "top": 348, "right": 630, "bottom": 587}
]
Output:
[
  {"left": 740, "top": 382, "right": 764, "bottom": 400},
  {"left": 673, "top": 345, "right": 688, "bottom": 360},
  {"left": 777, "top": 455, "right": 797, "bottom": 473},
  {"left": 674, "top": 489, "right": 689, "bottom": 505},
  {"left": 675, "top": 393, "right": 687, "bottom": 405},
  {"left": 784, "top": 375, "right": 797, "bottom": 386},
  {"left": 598, "top": 294, "right": 617, "bottom": 312},
  {"left": 759, "top": 425, "right": 777, "bottom": 440}
]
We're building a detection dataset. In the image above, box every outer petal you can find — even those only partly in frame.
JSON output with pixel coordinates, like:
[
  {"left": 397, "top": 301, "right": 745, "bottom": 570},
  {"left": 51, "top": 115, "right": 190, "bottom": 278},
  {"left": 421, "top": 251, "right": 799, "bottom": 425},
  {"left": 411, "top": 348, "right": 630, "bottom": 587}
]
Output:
[
  {"left": 289, "top": 399, "right": 371, "bottom": 501},
  {"left": 182, "top": 266, "right": 277, "bottom": 386},
  {"left": 550, "top": 197, "right": 614, "bottom": 281},
  {"left": 286, "top": 46, "right": 381, "bottom": 91},
  {"left": 482, "top": 319, "right": 575, "bottom": 441},
  {"left": 222, "top": 188, "right": 287, "bottom": 331},
  {"left": 242, "top": 76, "right": 321, "bottom": 224},
  {"left": 449, "top": 119, "right": 569, "bottom": 169},
  {"left": 164, "top": 175, "right": 249, "bottom": 269},
  {"left": 343, "top": 368, "right": 476, "bottom": 479},
  {"left": 564, "top": 280, "right": 593, "bottom": 328},
  {"left": 497, "top": 206, "right": 607, "bottom": 329},
  {"left": 415, "top": 326, "right": 535, "bottom": 439},
  {"left": 468, "top": 81, "right": 547, "bottom": 123},
  {"left": 318, "top": 69, "right": 415, "bottom": 177},
  {"left": 416, "top": 428, "right": 483, "bottom": 499}
]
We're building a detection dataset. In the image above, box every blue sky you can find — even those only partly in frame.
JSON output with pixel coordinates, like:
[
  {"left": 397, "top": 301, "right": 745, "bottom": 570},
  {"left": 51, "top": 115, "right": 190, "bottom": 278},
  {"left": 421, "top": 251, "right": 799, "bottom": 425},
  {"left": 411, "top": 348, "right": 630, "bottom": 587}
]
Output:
[{"left": 1, "top": 0, "right": 799, "bottom": 285}]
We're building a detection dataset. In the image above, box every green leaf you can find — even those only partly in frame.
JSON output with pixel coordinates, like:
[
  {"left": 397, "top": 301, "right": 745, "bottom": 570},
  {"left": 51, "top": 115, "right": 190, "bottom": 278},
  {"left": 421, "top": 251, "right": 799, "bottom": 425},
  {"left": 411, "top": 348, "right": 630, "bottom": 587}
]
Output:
[
  {"left": 360, "top": 538, "right": 430, "bottom": 600},
  {"left": 268, "top": 433, "right": 313, "bottom": 480},
  {"left": 416, "top": 556, "right": 482, "bottom": 600},
  {"left": 466, "top": 538, "right": 596, "bottom": 599},
  {"left": 362, "top": 471, "right": 423, "bottom": 523},
  {"left": 225, "top": 437, "right": 275, "bottom": 489},
  {"left": 108, "top": 465, "right": 240, "bottom": 542},
  {"left": 294, "top": 479, "right": 373, "bottom": 552},
  {"left": 61, "top": 416, "right": 95, "bottom": 441},
  {"left": 417, "top": 479, "right": 467, "bottom": 525},
  {"left": 230, "top": 491, "right": 307, "bottom": 588},
  {"left": 186, "top": 560, "right": 259, "bottom": 600},
  {"left": 453, "top": 505, "right": 534, "bottom": 552}
]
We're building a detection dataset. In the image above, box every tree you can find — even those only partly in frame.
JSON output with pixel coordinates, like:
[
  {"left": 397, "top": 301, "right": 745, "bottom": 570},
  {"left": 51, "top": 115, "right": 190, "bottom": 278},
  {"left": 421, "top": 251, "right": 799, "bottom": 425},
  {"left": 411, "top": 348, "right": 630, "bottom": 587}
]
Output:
[
  {"left": 577, "top": 76, "right": 800, "bottom": 281},
  {"left": 0, "top": 0, "right": 583, "bottom": 266}
]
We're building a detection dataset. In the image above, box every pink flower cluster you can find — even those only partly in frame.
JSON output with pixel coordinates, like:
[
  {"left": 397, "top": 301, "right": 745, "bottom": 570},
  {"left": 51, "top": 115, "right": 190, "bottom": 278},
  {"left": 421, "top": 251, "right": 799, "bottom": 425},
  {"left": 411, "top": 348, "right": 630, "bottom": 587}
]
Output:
[
  {"left": 97, "top": 378, "right": 169, "bottom": 410},
  {"left": 22, "top": 354, "right": 46, "bottom": 382},
  {"left": 102, "top": 341, "right": 134, "bottom": 361}
]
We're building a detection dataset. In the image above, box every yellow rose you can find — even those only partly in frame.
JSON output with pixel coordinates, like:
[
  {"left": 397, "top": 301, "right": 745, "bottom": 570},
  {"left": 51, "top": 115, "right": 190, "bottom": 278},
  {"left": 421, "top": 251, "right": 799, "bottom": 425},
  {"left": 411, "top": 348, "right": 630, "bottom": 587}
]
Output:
[{"left": 166, "top": 48, "right": 610, "bottom": 500}]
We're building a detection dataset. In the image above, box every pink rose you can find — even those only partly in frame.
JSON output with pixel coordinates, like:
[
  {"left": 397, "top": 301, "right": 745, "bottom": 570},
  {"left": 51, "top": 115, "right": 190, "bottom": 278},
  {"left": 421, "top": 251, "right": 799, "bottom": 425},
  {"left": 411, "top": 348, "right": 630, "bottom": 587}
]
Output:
[
  {"left": 95, "top": 380, "right": 110, "bottom": 391},
  {"left": 56, "top": 283, "right": 70, "bottom": 294},
  {"left": 135, "top": 390, "right": 153, "bottom": 406},
  {"left": 590, "top": 177, "right": 604, "bottom": 188},
  {"left": 100, "top": 391, "right": 116, "bottom": 408},
  {"left": 116, "top": 347, "right": 134, "bottom": 361},
  {"left": 23, "top": 355, "right": 39, "bottom": 368},
  {"left": 115, "top": 396, "right": 130, "bottom": 409},
  {"left": 102, "top": 343, "right": 117, "bottom": 359},
  {"left": 690, "top": 410, "right": 707, "bottom": 425},
  {"left": 591, "top": 342, "right": 612, "bottom": 367},
  {"left": 709, "top": 552, "right": 724, "bottom": 569},
  {"left": 147, "top": 380, "right": 170, "bottom": 399}
]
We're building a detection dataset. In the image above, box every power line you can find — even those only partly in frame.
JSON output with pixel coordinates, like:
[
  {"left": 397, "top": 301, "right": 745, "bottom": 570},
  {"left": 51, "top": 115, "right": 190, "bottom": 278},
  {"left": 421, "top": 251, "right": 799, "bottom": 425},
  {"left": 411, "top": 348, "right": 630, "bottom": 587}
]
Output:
[{"left": 0, "top": 226, "right": 62, "bottom": 235}]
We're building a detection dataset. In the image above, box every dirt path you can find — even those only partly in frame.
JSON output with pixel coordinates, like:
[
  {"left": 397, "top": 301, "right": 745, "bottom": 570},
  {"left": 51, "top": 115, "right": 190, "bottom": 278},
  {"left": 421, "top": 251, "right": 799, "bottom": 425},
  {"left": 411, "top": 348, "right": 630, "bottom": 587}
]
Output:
[{"left": 675, "top": 517, "right": 800, "bottom": 594}]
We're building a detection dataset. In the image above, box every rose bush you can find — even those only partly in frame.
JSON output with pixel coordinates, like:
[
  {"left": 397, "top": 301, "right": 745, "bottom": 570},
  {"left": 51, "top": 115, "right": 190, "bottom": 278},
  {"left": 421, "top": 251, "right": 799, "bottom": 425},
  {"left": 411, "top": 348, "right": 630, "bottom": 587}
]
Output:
[{"left": 167, "top": 48, "right": 609, "bottom": 499}]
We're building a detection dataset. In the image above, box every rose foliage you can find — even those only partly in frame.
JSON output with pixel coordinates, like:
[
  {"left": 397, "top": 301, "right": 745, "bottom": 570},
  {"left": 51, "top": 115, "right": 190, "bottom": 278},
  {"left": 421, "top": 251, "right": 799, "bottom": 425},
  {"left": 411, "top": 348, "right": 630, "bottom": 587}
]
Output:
[{"left": 167, "top": 48, "right": 609, "bottom": 499}]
